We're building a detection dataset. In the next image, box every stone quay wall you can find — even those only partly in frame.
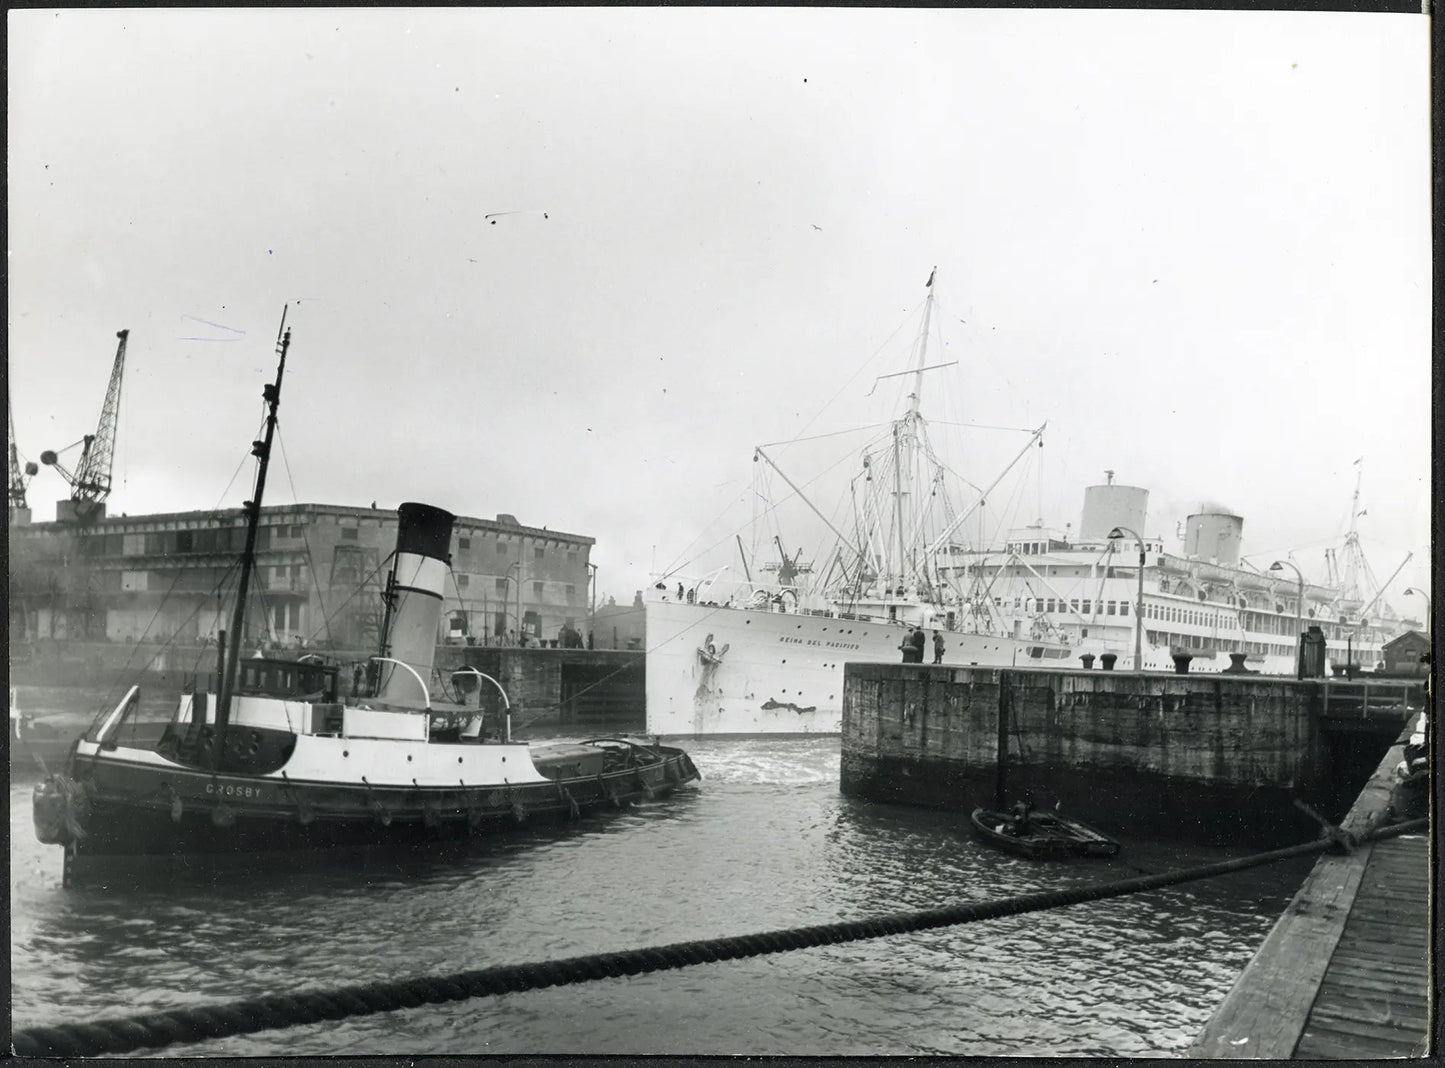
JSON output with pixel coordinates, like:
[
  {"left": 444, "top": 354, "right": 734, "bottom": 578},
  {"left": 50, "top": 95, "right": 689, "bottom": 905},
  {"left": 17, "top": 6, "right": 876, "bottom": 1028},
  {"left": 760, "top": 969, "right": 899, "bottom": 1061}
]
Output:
[{"left": 840, "top": 663, "right": 1419, "bottom": 844}]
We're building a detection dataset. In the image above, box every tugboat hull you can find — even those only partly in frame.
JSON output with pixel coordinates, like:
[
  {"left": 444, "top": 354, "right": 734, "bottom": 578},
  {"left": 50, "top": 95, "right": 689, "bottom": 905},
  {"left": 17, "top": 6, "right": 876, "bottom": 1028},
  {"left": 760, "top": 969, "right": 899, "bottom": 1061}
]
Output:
[{"left": 37, "top": 740, "right": 699, "bottom": 863}]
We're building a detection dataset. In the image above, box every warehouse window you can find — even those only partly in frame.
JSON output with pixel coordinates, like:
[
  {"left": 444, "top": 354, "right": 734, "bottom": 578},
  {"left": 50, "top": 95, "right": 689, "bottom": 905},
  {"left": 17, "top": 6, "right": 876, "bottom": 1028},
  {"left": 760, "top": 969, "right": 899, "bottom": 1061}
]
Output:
[
  {"left": 341, "top": 528, "right": 358, "bottom": 541},
  {"left": 532, "top": 581, "right": 544, "bottom": 598}
]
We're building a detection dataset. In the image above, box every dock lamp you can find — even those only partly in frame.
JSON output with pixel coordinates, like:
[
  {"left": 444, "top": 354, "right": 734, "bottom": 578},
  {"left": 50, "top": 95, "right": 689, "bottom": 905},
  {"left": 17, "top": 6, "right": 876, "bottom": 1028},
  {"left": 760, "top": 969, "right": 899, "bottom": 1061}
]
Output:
[
  {"left": 1108, "top": 526, "right": 1146, "bottom": 672},
  {"left": 1403, "top": 587, "right": 1430, "bottom": 635},
  {"left": 1403, "top": 587, "right": 1431, "bottom": 669},
  {"left": 1269, "top": 560, "right": 1305, "bottom": 679}
]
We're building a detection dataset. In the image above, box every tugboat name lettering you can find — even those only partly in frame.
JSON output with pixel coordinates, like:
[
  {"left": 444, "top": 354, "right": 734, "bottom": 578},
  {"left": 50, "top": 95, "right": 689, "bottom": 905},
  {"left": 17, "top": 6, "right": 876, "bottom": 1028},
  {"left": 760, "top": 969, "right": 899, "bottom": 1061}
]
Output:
[{"left": 206, "top": 783, "right": 264, "bottom": 799}]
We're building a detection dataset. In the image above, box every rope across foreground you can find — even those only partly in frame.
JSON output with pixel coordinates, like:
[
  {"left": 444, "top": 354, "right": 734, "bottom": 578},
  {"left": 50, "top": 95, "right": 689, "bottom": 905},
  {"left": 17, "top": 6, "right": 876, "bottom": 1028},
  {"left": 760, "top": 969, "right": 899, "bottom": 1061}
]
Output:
[{"left": 13, "top": 817, "right": 1426, "bottom": 1057}]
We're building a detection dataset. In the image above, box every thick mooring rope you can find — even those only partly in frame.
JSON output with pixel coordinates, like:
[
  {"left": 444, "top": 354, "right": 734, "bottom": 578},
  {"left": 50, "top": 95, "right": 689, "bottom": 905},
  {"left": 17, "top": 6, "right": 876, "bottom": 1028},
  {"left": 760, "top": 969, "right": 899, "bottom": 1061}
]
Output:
[{"left": 13, "top": 817, "right": 1426, "bottom": 1057}]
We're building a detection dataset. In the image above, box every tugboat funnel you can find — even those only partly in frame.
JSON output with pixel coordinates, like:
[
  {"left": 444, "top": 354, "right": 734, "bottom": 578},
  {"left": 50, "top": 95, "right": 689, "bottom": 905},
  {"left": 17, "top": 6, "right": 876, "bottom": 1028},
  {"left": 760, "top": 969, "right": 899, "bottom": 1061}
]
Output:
[{"left": 377, "top": 502, "right": 456, "bottom": 705}]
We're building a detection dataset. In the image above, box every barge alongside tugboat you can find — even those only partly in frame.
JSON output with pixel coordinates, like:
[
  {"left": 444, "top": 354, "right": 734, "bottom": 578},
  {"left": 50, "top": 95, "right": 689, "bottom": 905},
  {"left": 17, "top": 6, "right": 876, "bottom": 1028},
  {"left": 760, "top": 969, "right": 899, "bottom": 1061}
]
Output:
[{"left": 32, "top": 312, "right": 698, "bottom": 878}]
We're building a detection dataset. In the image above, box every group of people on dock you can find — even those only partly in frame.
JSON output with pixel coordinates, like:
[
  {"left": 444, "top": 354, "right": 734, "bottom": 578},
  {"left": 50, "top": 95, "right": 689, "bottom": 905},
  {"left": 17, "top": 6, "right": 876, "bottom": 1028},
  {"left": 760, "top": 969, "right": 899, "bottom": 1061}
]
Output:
[{"left": 899, "top": 627, "right": 945, "bottom": 664}]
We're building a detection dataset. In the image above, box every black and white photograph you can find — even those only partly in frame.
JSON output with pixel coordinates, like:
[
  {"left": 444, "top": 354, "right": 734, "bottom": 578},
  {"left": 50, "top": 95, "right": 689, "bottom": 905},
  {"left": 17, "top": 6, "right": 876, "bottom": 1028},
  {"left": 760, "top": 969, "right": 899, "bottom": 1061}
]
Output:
[{"left": 9, "top": 6, "right": 1432, "bottom": 1058}]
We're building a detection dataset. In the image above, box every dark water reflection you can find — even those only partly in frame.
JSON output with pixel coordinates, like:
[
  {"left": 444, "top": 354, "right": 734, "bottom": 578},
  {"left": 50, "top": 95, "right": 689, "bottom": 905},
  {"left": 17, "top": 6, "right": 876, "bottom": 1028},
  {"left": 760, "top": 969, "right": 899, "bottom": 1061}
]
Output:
[{"left": 10, "top": 689, "right": 1312, "bottom": 1056}]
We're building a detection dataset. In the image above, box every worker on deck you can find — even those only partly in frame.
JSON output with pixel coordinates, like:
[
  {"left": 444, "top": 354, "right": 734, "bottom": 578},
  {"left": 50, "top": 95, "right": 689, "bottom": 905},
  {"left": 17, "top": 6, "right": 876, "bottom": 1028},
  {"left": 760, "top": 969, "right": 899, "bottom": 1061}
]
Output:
[{"left": 1011, "top": 800, "right": 1032, "bottom": 835}]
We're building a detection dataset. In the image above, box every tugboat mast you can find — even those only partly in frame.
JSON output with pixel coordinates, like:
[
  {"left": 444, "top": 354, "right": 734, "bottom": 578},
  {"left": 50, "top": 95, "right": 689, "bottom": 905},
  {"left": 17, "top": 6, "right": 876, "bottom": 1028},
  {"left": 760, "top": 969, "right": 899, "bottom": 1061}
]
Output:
[{"left": 212, "top": 308, "right": 291, "bottom": 766}]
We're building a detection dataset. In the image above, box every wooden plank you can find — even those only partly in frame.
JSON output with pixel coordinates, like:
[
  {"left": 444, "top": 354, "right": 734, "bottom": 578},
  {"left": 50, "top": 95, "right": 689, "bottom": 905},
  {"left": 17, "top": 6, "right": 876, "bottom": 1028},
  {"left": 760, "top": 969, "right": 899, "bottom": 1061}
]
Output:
[
  {"left": 1316, "top": 971, "right": 1431, "bottom": 998},
  {"left": 1295, "top": 1034, "right": 1414, "bottom": 1059},
  {"left": 1310, "top": 988, "right": 1430, "bottom": 1017},
  {"left": 1329, "top": 941, "right": 1430, "bottom": 966},
  {"left": 1299, "top": 1009, "right": 1428, "bottom": 1043},
  {"left": 1334, "top": 926, "right": 1430, "bottom": 951},
  {"left": 1296, "top": 1031, "right": 1419, "bottom": 1060}
]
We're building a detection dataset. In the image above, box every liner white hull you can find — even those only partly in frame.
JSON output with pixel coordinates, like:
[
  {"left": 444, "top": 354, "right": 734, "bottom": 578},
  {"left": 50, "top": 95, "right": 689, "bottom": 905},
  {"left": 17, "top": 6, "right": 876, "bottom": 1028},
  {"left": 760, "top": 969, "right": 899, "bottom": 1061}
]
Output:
[{"left": 644, "top": 599, "right": 1062, "bottom": 736}]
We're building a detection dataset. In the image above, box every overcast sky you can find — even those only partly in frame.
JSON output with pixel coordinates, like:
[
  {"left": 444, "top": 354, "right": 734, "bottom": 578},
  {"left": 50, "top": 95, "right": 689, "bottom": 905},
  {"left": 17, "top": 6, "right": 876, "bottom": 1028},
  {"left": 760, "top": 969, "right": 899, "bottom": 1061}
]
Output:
[{"left": 8, "top": 8, "right": 1431, "bottom": 612}]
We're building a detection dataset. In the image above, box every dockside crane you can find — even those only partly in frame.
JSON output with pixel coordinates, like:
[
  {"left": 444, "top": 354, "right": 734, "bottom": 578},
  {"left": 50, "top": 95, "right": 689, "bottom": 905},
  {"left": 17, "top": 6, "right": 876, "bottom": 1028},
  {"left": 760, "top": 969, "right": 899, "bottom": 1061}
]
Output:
[
  {"left": 9, "top": 396, "right": 40, "bottom": 521},
  {"left": 41, "top": 329, "right": 128, "bottom": 523}
]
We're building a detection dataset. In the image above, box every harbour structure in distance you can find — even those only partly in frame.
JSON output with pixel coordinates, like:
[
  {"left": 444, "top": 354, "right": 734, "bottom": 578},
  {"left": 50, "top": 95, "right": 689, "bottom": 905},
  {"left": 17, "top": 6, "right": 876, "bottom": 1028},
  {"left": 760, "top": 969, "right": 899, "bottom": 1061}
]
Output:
[{"left": 8, "top": 503, "right": 596, "bottom": 655}]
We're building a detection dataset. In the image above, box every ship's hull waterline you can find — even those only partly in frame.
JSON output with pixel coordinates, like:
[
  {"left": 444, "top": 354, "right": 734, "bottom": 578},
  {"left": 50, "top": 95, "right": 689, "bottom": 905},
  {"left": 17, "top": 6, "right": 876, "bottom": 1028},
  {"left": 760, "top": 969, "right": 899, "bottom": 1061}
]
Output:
[
  {"left": 37, "top": 738, "right": 699, "bottom": 867},
  {"left": 644, "top": 598, "right": 1067, "bottom": 736}
]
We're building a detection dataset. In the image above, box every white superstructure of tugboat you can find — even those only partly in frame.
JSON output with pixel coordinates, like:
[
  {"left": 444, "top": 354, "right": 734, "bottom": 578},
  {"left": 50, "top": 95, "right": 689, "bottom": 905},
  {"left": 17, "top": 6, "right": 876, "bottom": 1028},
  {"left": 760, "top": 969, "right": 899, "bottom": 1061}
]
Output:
[
  {"left": 645, "top": 272, "right": 1070, "bottom": 737},
  {"left": 33, "top": 312, "right": 699, "bottom": 877}
]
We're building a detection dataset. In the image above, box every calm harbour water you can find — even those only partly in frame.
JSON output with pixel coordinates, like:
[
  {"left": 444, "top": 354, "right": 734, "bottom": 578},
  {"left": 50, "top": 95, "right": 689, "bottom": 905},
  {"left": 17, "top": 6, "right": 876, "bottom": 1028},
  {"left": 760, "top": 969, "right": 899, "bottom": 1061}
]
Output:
[{"left": 10, "top": 684, "right": 1313, "bottom": 1057}]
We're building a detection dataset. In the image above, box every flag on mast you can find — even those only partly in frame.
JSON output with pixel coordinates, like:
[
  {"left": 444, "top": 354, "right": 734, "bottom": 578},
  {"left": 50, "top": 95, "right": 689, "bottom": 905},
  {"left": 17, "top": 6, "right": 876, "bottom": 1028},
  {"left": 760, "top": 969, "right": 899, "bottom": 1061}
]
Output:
[{"left": 926, "top": 268, "right": 935, "bottom": 288}]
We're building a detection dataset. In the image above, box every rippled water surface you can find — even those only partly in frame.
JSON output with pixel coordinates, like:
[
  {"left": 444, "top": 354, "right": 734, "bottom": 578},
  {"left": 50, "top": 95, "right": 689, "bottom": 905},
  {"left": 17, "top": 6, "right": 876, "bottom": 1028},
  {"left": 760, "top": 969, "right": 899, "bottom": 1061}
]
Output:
[{"left": 11, "top": 685, "right": 1312, "bottom": 1056}]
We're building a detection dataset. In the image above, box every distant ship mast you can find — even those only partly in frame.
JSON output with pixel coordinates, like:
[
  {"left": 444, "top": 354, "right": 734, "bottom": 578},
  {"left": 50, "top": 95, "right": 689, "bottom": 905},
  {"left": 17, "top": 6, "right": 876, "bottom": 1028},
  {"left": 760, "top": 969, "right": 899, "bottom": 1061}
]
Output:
[
  {"left": 894, "top": 268, "right": 936, "bottom": 590},
  {"left": 1337, "top": 461, "right": 1378, "bottom": 610}
]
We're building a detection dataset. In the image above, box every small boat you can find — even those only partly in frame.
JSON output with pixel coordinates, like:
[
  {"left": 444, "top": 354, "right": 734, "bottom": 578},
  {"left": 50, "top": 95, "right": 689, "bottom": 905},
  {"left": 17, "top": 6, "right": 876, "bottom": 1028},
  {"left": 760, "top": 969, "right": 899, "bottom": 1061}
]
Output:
[
  {"left": 32, "top": 310, "right": 700, "bottom": 881},
  {"left": 970, "top": 805, "right": 1120, "bottom": 859}
]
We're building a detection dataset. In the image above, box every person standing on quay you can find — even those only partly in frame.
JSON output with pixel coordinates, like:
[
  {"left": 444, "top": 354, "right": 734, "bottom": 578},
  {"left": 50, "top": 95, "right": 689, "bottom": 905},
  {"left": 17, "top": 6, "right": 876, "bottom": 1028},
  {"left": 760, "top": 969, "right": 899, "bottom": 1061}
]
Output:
[{"left": 933, "top": 630, "right": 945, "bottom": 664}]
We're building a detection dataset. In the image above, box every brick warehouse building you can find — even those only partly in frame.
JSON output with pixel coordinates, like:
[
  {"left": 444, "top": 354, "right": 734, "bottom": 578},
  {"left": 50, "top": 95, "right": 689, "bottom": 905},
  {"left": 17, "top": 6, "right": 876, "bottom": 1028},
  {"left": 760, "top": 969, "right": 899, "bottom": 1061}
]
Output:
[{"left": 8, "top": 504, "right": 595, "bottom": 653}]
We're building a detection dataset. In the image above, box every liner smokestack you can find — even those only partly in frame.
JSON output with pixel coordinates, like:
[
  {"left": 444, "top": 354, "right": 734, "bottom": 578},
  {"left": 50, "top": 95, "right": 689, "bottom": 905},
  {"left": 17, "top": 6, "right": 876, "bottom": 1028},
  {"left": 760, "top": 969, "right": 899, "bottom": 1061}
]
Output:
[{"left": 377, "top": 502, "right": 455, "bottom": 705}]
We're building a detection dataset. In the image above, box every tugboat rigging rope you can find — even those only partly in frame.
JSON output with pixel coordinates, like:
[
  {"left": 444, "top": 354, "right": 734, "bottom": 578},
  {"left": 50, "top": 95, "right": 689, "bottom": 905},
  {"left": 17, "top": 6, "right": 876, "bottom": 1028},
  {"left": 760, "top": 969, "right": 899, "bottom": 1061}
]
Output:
[{"left": 13, "top": 816, "right": 1425, "bottom": 1058}]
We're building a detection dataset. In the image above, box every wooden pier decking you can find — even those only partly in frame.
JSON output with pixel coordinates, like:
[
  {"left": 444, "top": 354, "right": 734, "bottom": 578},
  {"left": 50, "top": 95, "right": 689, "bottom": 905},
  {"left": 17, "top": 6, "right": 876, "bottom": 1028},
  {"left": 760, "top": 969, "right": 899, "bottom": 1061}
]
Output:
[{"left": 1191, "top": 715, "right": 1432, "bottom": 1059}]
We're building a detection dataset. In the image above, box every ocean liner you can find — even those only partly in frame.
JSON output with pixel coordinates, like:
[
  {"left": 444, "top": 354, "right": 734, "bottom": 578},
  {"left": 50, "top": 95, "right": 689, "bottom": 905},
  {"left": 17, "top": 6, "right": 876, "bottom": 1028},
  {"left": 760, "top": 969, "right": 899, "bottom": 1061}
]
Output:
[
  {"left": 645, "top": 272, "right": 1070, "bottom": 736},
  {"left": 644, "top": 276, "right": 1410, "bottom": 738}
]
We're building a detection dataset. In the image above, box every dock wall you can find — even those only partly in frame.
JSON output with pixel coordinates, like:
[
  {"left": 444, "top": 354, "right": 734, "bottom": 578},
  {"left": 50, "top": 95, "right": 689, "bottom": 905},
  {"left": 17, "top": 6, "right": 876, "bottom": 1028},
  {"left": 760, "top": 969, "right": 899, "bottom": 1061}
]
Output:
[
  {"left": 840, "top": 664, "right": 1419, "bottom": 843},
  {"left": 436, "top": 646, "right": 644, "bottom": 729}
]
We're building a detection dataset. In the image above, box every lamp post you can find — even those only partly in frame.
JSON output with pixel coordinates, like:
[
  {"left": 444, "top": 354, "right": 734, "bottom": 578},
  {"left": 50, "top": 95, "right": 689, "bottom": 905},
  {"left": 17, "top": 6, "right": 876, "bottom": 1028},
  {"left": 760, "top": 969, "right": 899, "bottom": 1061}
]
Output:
[
  {"left": 1269, "top": 560, "right": 1305, "bottom": 679},
  {"left": 1404, "top": 587, "right": 1430, "bottom": 672},
  {"left": 504, "top": 561, "right": 523, "bottom": 645},
  {"left": 1403, "top": 587, "right": 1430, "bottom": 636},
  {"left": 1108, "top": 526, "right": 1146, "bottom": 672},
  {"left": 587, "top": 562, "right": 598, "bottom": 644}
]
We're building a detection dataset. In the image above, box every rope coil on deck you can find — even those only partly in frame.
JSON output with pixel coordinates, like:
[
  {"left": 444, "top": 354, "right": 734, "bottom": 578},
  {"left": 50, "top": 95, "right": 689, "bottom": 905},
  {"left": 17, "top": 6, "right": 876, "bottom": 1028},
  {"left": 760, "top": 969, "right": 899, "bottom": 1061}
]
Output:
[{"left": 13, "top": 816, "right": 1426, "bottom": 1058}]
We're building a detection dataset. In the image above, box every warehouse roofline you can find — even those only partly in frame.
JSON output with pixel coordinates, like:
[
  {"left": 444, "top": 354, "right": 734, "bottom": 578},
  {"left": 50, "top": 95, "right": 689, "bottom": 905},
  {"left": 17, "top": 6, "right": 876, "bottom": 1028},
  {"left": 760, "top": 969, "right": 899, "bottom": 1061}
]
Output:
[{"left": 11, "top": 502, "right": 595, "bottom": 546}]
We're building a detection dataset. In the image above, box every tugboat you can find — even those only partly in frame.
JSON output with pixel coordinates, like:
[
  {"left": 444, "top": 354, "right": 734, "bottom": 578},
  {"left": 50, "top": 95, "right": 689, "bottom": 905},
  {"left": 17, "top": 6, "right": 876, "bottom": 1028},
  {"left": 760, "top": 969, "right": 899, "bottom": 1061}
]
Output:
[{"left": 32, "top": 311, "right": 699, "bottom": 881}]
